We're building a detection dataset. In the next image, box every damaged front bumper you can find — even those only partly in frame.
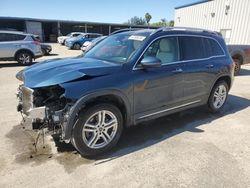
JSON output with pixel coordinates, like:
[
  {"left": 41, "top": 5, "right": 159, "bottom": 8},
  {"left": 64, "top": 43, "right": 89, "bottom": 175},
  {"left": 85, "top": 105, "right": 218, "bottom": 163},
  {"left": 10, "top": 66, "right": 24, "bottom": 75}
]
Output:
[{"left": 17, "top": 85, "right": 47, "bottom": 129}]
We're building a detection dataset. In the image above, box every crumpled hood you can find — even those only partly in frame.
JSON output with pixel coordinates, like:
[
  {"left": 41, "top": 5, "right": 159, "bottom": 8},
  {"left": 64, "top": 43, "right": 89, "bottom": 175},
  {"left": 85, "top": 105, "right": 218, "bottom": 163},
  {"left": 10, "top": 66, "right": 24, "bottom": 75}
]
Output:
[{"left": 23, "top": 57, "right": 122, "bottom": 88}]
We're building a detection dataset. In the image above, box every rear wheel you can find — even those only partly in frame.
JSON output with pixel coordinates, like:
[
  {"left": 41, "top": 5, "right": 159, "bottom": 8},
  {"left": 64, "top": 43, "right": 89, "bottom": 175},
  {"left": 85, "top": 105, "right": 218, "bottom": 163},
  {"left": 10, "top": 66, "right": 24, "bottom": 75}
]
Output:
[
  {"left": 73, "top": 43, "right": 81, "bottom": 50},
  {"left": 41, "top": 48, "right": 46, "bottom": 56},
  {"left": 233, "top": 59, "right": 241, "bottom": 75},
  {"left": 72, "top": 103, "right": 123, "bottom": 156},
  {"left": 16, "top": 51, "right": 33, "bottom": 65},
  {"left": 208, "top": 81, "right": 229, "bottom": 113}
]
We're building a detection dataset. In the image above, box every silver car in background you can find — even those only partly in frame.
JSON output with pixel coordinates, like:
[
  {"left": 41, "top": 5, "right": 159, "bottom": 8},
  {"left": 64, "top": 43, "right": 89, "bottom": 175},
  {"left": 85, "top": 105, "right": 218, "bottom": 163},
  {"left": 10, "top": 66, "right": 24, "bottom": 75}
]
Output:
[
  {"left": 57, "top": 32, "right": 84, "bottom": 45},
  {"left": 0, "top": 31, "right": 43, "bottom": 65}
]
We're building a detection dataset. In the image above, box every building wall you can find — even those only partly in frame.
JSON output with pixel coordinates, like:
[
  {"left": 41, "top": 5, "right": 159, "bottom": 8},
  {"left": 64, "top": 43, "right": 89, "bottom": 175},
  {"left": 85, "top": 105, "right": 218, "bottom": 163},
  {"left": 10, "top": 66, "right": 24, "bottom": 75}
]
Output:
[{"left": 175, "top": 0, "right": 250, "bottom": 45}]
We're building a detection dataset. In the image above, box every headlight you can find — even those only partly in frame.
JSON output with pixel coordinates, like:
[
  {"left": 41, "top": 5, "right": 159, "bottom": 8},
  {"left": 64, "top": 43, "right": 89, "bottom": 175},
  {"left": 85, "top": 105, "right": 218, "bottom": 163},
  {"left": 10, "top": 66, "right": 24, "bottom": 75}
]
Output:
[{"left": 16, "top": 69, "right": 24, "bottom": 81}]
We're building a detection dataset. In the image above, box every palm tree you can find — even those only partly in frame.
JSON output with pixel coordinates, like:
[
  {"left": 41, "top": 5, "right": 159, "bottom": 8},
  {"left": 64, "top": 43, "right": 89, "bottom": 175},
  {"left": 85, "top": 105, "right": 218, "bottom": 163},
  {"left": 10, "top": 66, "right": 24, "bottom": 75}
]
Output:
[{"left": 145, "top": 13, "right": 152, "bottom": 27}]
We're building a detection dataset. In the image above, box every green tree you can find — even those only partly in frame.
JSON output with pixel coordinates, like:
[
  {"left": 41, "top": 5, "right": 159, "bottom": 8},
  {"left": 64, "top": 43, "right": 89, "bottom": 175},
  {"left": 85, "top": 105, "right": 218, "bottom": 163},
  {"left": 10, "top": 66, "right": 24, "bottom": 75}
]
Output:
[
  {"left": 145, "top": 13, "right": 152, "bottom": 26},
  {"left": 125, "top": 16, "right": 146, "bottom": 26},
  {"left": 169, "top": 20, "right": 175, "bottom": 27}
]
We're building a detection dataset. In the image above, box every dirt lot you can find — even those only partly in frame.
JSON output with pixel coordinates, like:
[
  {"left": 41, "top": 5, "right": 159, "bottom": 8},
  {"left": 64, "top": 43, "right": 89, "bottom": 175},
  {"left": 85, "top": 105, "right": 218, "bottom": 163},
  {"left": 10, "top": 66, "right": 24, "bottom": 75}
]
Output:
[{"left": 0, "top": 43, "right": 250, "bottom": 188}]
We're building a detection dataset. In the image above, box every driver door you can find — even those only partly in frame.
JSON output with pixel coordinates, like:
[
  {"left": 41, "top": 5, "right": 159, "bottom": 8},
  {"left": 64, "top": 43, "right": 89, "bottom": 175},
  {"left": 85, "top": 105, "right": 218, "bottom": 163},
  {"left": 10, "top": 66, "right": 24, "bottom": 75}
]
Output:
[{"left": 133, "top": 36, "right": 186, "bottom": 120}]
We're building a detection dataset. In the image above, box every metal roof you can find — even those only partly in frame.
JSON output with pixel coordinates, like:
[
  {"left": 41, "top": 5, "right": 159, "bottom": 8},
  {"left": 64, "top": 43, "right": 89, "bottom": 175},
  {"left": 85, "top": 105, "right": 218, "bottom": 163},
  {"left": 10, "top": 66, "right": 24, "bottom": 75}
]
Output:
[{"left": 175, "top": 0, "right": 209, "bottom": 10}]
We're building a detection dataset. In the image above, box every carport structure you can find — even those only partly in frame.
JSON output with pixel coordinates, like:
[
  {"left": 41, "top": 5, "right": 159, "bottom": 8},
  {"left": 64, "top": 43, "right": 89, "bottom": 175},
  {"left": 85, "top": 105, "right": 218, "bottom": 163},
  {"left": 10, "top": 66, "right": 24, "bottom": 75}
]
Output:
[{"left": 0, "top": 16, "right": 157, "bottom": 42}]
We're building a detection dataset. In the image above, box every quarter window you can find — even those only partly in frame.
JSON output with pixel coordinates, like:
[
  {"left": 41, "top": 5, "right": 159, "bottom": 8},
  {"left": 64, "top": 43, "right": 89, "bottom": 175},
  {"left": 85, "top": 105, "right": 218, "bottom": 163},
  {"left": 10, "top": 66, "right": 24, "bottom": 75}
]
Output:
[
  {"left": 203, "top": 38, "right": 224, "bottom": 56},
  {"left": 179, "top": 36, "right": 205, "bottom": 61},
  {"left": 143, "top": 37, "right": 179, "bottom": 65}
]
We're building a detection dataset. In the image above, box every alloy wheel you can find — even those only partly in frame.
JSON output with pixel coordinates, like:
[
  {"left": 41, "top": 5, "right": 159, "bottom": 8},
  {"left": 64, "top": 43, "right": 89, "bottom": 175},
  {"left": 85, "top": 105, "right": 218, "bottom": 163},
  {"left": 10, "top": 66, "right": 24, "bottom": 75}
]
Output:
[
  {"left": 82, "top": 110, "right": 118, "bottom": 149},
  {"left": 213, "top": 84, "right": 227, "bottom": 109}
]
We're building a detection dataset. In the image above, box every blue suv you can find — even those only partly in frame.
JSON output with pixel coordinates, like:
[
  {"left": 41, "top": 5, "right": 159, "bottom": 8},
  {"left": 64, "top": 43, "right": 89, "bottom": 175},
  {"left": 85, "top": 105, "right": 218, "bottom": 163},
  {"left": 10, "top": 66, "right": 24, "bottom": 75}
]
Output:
[
  {"left": 65, "top": 33, "right": 102, "bottom": 50},
  {"left": 16, "top": 27, "right": 234, "bottom": 156}
]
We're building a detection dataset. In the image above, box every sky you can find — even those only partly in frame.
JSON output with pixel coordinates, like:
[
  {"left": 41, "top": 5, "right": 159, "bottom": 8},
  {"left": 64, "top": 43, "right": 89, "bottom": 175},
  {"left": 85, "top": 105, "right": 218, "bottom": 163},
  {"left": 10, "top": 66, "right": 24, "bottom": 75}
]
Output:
[{"left": 0, "top": 0, "right": 199, "bottom": 24}]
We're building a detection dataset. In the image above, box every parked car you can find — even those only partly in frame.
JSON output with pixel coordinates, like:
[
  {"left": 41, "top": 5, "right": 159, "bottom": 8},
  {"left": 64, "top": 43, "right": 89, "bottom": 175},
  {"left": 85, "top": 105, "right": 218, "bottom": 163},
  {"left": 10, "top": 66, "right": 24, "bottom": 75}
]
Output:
[
  {"left": 65, "top": 33, "right": 103, "bottom": 50},
  {"left": 57, "top": 32, "right": 84, "bottom": 45},
  {"left": 16, "top": 27, "right": 234, "bottom": 156},
  {"left": 227, "top": 45, "right": 250, "bottom": 75},
  {"left": 81, "top": 36, "right": 107, "bottom": 52},
  {"left": 0, "top": 30, "right": 43, "bottom": 65},
  {"left": 33, "top": 35, "right": 52, "bottom": 56},
  {"left": 41, "top": 43, "right": 52, "bottom": 55}
]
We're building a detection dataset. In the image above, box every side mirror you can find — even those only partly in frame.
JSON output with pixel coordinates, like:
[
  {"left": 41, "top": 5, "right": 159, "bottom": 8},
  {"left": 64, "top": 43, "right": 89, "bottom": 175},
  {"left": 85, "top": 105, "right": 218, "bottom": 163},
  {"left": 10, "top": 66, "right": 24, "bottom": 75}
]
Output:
[{"left": 140, "top": 56, "right": 162, "bottom": 68}]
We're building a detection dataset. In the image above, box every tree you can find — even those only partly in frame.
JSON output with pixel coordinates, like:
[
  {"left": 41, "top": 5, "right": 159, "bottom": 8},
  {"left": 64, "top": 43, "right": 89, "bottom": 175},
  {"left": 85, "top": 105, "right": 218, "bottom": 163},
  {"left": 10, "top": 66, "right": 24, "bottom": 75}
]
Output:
[
  {"left": 151, "top": 19, "right": 175, "bottom": 27},
  {"left": 145, "top": 13, "right": 152, "bottom": 26},
  {"left": 125, "top": 16, "right": 146, "bottom": 26},
  {"left": 169, "top": 20, "right": 175, "bottom": 27}
]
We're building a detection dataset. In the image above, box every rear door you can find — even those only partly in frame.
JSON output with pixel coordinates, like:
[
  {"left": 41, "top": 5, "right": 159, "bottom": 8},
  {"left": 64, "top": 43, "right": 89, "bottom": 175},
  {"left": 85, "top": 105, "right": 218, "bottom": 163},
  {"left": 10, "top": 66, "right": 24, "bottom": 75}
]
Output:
[
  {"left": 179, "top": 36, "right": 218, "bottom": 103},
  {"left": 0, "top": 33, "right": 25, "bottom": 58}
]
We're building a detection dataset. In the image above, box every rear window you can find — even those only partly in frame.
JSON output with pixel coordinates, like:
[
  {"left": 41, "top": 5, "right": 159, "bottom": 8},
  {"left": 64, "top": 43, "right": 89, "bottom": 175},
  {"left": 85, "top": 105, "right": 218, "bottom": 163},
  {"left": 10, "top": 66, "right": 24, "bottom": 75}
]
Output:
[
  {"left": 203, "top": 38, "right": 224, "bottom": 56},
  {"left": 179, "top": 36, "right": 206, "bottom": 61}
]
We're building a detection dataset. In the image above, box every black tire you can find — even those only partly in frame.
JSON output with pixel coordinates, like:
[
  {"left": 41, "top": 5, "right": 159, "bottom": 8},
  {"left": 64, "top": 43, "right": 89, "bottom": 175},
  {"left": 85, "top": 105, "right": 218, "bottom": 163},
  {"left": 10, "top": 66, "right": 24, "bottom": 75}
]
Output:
[
  {"left": 16, "top": 51, "right": 33, "bottom": 65},
  {"left": 234, "top": 59, "right": 241, "bottom": 75},
  {"left": 41, "top": 48, "right": 46, "bottom": 56},
  {"left": 207, "top": 80, "right": 229, "bottom": 113},
  {"left": 73, "top": 43, "right": 81, "bottom": 50},
  {"left": 72, "top": 103, "right": 123, "bottom": 157}
]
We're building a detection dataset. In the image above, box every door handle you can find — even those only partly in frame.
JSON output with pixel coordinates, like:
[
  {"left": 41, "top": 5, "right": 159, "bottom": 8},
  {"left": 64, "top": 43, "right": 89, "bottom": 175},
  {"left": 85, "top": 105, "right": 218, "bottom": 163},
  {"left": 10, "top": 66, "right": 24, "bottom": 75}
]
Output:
[
  {"left": 172, "top": 68, "right": 183, "bottom": 73},
  {"left": 206, "top": 64, "right": 214, "bottom": 69}
]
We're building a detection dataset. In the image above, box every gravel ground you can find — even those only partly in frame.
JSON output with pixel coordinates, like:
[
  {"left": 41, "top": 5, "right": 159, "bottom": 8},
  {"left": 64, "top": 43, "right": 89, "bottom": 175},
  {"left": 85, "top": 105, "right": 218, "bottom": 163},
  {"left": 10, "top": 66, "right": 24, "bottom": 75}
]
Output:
[{"left": 0, "top": 43, "right": 250, "bottom": 188}]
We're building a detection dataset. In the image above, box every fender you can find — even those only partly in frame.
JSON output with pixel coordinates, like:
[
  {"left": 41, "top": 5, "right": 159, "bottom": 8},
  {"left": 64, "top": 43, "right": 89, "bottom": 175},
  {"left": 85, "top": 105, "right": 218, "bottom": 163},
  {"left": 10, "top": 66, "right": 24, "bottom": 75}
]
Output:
[{"left": 62, "top": 89, "right": 132, "bottom": 140}]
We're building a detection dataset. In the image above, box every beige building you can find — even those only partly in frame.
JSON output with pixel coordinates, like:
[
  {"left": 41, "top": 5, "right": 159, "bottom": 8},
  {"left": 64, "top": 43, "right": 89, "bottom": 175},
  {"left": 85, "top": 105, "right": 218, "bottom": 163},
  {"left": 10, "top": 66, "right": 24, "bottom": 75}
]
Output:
[{"left": 174, "top": 0, "right": 250, "bottom": 45}]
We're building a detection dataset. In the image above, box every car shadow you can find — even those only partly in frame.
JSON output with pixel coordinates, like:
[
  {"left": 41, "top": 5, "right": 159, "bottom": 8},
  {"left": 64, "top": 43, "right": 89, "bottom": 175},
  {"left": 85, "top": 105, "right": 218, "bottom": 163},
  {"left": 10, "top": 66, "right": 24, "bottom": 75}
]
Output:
[
  {"left": 44, "top": 53, "right": 58, "bottom": 56},
  {"left": 54, "top": 94, "right": 250, "bottom": 161}
]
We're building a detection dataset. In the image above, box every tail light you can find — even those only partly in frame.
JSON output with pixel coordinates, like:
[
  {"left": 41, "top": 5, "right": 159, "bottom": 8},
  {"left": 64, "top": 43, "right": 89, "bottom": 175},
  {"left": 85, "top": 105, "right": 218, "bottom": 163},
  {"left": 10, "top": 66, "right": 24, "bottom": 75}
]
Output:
[
  {"left": 247, "top": 48, "right": 250, "bottom": 56},
  {"left": 32, "top": 40, "right": 40, "bottom": 45}
]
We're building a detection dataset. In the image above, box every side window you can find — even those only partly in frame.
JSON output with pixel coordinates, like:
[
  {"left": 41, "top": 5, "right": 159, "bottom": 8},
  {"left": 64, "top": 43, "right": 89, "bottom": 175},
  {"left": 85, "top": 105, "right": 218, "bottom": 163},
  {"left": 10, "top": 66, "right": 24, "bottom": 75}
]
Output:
[
  {"left": 203, "top": 38, "right": 224, "bottom": 57},
  {"left": 0, "top": 33, "right": 4, "bottom": 42},
  {"left": 1, "top": 33, "right": 16, "bottom": 42},
  {"left": 179, "top": 36, "right": 205, "bottom": 61},
  {"left": 209, "top": 39, "right": 224, "bottom": 56},
  {"left": 143, "top": 37, "right": 179, "bottom": 65},
  {"left": 15, "top": 34, "right": 26, "bottom": 41}
]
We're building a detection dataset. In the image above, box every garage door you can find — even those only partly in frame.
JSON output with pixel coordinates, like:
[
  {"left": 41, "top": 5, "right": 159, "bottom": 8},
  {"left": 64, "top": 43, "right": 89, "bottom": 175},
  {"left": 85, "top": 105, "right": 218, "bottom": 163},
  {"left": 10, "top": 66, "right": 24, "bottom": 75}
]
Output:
[{"left": 26, "top": 21, "right": 43, "bottom": 41}]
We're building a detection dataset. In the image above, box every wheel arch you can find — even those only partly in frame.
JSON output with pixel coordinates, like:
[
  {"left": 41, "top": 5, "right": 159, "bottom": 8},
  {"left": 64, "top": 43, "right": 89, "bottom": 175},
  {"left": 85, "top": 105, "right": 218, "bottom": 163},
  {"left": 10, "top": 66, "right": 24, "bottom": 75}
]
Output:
[
  {"left": 14, "top": 49, "right": 34, "bottom": 61},
  {"left": 231, "top": 52, "right": 244, "bottom": 65},
  {"left": 62, "top": 90, "right": 132, "bottom": 140},
  {"left": 212, "top": 75, "right": 232, "bottom": 92}
]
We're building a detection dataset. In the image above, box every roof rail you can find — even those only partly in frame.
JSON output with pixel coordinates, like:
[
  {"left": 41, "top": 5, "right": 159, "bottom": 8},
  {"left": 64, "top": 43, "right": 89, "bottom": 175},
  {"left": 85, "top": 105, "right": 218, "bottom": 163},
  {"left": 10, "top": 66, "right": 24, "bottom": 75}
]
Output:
[
  {"left": 151, "top": 26, "right": 221, "bottom": 36},
  {"left": 110, "top": 28, "right": 145, "bottom": 35}
]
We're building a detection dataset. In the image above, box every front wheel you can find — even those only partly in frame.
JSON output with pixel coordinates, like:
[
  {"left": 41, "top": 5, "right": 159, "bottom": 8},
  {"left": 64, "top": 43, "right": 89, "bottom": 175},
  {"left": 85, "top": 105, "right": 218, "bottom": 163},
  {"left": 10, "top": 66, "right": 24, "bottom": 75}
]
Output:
[
  {"left": 72, "top": 103, "right": 123, "bottom": 156},
  {"left": 208, "top": 81, "right": 229, "bottom": 113}
]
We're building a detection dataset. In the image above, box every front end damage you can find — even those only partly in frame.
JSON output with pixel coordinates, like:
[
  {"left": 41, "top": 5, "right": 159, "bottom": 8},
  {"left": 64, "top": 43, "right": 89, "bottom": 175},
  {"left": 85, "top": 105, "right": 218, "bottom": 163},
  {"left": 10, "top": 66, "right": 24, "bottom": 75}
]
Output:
[{"left": 17, "top": 84, "right": 73, "bottom": 141}]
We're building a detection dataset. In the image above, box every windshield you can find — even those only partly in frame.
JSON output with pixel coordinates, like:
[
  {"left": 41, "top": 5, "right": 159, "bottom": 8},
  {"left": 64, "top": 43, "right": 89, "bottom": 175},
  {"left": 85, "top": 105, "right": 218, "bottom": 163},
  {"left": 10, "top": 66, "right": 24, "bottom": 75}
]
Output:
[{"left": 84, "top": 32, "right": 149, "bottom": 64}]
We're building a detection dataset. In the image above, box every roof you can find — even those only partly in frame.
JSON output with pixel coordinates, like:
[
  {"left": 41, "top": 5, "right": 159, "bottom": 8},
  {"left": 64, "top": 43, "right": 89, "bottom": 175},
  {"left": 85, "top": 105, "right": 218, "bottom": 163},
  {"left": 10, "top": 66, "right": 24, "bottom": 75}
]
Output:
[
  {"left": 0, "top": 30, "right": 27, "bottom": 35},
  {"left": 175, "top": 0, "right": 209, "bottom": 9}
]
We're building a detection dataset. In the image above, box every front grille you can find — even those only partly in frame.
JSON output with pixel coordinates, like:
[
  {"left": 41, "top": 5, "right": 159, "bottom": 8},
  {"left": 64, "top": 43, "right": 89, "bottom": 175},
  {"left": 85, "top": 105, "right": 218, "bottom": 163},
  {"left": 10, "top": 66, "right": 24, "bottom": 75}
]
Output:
[{"left": 21, "top": 86, "right": 34, "bottom": 115}]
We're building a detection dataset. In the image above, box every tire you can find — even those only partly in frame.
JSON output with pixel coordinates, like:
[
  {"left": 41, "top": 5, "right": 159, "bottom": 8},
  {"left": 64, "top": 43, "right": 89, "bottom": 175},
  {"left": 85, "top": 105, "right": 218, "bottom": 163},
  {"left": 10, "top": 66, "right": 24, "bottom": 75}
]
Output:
[
  {"left": 16, "top": 51, "right": 33, "bottom": 65},
  {"left": 41, "top": 48, "right": 46, "bottom": 56},
  {"left": 72, "top": 103, "right": 123, "bottom": 156},
  {"left": 234, "top": 59, "right": 241, "bottom": 75},
  {"left": 73, "top": 43, "right": 81, "bottom": 50},
  {"left": 207, "top": 81, "right": 229, "bottom": 113}
]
